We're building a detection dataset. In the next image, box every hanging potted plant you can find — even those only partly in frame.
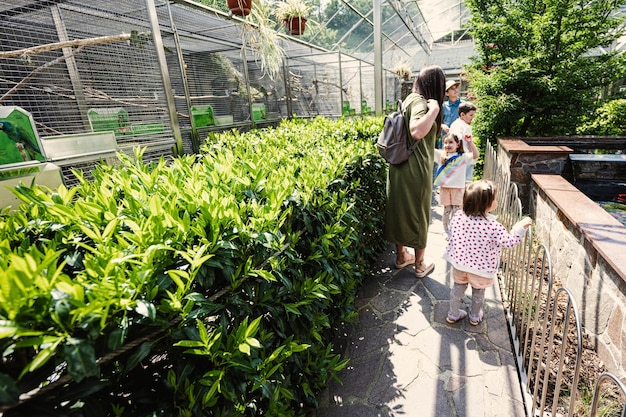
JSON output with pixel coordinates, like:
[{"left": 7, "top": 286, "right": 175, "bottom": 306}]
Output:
[
  {"left": 244, "top": 0, "right": 286, "bottom": 80},
  {"left": 227, "top": 0, "right": 253, "bottom": 16},
  {"left": 274, "top": 0, "right": 311, "bottom": 36}
]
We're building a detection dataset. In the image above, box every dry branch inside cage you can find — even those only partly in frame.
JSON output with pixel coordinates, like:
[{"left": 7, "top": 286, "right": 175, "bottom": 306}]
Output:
[
  {"left": 0, "top": 33, "right": 147, "bottom": 59},
  {"left": 0, "top": 33, "right": 151, "bottom": 105}
]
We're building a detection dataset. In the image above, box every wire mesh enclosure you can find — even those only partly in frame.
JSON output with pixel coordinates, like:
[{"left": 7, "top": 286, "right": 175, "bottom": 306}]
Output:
[
  {"left": 0, "top": 2, "right": 170, "bottom": 141},
  {"left": 0, "top": 0, "right": 400, "bottom": 187}
]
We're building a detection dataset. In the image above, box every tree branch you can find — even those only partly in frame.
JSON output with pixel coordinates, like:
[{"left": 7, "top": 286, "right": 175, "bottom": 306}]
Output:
[
  {"left": 0, "top": 46, "right": 85, "bottom": 103},
  {"left": 0, "top": 33, "right": 135, "bottom": 59}
]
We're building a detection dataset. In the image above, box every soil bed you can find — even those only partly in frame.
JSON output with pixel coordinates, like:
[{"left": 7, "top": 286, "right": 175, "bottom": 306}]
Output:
[{"left": 500, "top": 257, "right": 625, "bottom": 416}]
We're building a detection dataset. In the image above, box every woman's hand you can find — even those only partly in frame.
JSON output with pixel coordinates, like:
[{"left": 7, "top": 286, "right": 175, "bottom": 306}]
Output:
[
  {"left": 426, "top": 99, "right": 440, "bottom": 114},
  {"left": 410, "top": 99, "right": 440, "bottom": 140}
]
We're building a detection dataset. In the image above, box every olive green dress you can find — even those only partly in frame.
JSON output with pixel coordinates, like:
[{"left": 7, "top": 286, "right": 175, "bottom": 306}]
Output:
[{"left": 383, "top": 92, "right": 437, "bottom": 249}]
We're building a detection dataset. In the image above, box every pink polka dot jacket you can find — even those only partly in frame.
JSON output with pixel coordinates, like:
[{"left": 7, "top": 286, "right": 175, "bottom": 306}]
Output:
[{"left": 443, "top": 211, "right": 528, "bottom": 279}]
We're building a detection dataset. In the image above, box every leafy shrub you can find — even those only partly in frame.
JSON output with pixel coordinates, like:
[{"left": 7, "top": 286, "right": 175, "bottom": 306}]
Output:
[
  {"left": 577, "top": 99, "right": 626, "bottom": 135},
  {"left": 0, "top": 116, "right": 387, "bottom": 416},
  {"left": 464, "top": 0, "right": 626, "bottom": 141}
]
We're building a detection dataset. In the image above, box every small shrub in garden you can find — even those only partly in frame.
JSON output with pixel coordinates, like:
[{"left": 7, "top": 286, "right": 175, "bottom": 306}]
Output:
[
  {"left": 576, "top": 99, "right": 626, "bottom": 136},
  {"left": 0, "top": 116, "right": 387, "bottom": 416}
]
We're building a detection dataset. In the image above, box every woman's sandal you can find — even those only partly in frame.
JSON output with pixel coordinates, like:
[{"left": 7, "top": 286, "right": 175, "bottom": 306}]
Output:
[
  {"left": 415, "top": 259, "right": 435, "bottom": 278},
  {"left": 394, "top": 255, "right": 416, "bottom": 269}
]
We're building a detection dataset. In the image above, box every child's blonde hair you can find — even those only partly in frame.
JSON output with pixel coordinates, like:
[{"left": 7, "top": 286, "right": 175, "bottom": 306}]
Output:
[{"left": 463, "top": 179, "right": 497, "bottom": 218}]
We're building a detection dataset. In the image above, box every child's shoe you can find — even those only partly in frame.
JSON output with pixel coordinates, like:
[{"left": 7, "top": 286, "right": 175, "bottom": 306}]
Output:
[
  {"left": 469, "top": 309, "right": 484, "bottom": 326},
  {"left": 446, "top": 309, "right": 467, "bottom": 324}
]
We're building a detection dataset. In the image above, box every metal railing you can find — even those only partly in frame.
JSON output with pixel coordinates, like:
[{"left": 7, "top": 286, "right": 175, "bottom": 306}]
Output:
[
  {"left": 590, "top": 373, "right": 626, "bottom": 417},
  {"left": 483, "top": 140, "right": 626, "bottom": 417}
]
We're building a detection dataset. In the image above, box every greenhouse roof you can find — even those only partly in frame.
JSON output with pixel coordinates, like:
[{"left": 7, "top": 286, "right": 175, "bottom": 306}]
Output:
[
  {"left": 0, "top": 0, "right": 471, "bottom": 74},
  {"left": 305, "top": 0, "right": 472, "bottom": 61},
  {"left": 1, "top": 0, "right": 622, "bottom": 79}
]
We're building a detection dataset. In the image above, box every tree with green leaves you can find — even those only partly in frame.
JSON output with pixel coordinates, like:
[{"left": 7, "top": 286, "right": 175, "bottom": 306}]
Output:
[
  {"left": 321, "top": 0, "right": 373, "bottom": 51},
  {"left": 465, "top": 0, "right": 626, "bottom": 143},
  {"left": 320, "top": 0, "right": 396, "bottom": 52},
  {"left": 194, "top": 0, "right": 229, "bottom": 13}
]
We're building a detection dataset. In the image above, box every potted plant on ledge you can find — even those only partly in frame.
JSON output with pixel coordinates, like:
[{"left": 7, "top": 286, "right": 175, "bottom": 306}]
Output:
[
  {"left": 274, "top": 0, "right": 311, "bottom": 35},
  {"left": 393, "top": 62, "right": 412, "bottom": 81}
]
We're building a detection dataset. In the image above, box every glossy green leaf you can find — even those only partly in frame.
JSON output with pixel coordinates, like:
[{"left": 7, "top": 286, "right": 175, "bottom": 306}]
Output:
[{"left": 63, "top": 338, "right": 99, "bottom": 382}]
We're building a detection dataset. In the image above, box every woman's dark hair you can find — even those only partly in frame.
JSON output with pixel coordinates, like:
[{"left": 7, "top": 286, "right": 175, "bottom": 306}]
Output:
[
  {"left": 463, "top": 180, "right": 497, "bottom": 218},
  {"left": 413, "top": 65, "right": 445, "bottom": 137}
]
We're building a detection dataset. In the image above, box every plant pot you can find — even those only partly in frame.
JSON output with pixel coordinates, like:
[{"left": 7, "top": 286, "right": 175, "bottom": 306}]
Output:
[
  {"left": 285, "top": 16, "right": 307, "bottom": 35},
  {"left": 227, "top": 0, "right": 252, "bottom": 16}
]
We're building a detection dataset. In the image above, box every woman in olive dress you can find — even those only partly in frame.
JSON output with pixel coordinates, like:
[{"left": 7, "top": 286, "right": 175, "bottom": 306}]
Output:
[{"left": 384, "top": 64, "right": 446, "bottom": 277}]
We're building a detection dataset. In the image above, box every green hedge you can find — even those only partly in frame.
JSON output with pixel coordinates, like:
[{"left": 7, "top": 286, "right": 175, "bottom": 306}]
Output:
[
  {"left": 0, "top": 116, "right": 387, "bottom": 416},
  {"left": 577, "top": 98, "right": 626, "bottom": 135}
]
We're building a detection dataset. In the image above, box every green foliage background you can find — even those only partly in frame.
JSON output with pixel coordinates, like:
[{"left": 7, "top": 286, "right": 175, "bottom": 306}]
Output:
[
  {"left": 464, "top": 0, "right": 626, "bottom": 145},
  {"left": 577, "top": 98, "right": 626, "bottom": 135}
]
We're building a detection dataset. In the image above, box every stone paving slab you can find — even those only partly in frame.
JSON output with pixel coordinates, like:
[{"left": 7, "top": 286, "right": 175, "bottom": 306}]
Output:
[{"left": 309, "top": 205, "right": 527, "bottom": 417}]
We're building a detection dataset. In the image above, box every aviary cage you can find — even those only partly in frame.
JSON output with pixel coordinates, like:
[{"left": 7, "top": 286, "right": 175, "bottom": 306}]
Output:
[{"left": 0, "top": 0, "right": 399, "bottom": 189}]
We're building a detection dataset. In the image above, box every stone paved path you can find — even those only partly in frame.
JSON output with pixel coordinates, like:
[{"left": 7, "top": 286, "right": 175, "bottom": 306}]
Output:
[{"left": 309, "top": 204, "right": 527, "bottom": 417}]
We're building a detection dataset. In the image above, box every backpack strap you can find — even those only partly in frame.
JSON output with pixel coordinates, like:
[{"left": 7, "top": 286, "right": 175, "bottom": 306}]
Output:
[{"left": 399, "top": 99, "right": 419, "bottom": 154}]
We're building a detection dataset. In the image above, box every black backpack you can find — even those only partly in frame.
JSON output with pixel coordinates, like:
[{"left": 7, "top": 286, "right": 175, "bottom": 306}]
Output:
[{"left": 375, "top": 100, "right": 418, "bottom": 164}]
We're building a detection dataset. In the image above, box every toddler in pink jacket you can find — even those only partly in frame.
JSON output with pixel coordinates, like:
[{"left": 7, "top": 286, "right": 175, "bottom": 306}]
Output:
[{"left": 443, "top": 179, "right": 532, "bottom": 325}]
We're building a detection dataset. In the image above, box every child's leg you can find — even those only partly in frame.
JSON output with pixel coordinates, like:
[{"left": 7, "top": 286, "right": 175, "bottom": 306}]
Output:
[
  {"left": 446, "top": 188, "right": 464, "bottom": 234},
  {"left": 443, "top": 205, "right": 452, "bottom": 232},
  {"left": 449, "top": 205, "right": 460, "bottom": 222},
  {"left": 448, "top": 282, "right": 467, "bottom": 317},
  {"left": 469, "top": 287, "right": 485, "bottom": 325},
  {"left": 447, "top": 268, "right": 470, "bottom": 324}
]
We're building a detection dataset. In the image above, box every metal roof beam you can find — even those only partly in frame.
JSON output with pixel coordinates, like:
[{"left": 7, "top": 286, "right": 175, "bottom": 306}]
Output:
[
  {"left": 330, "top": 0, "right": 411, "bottom": 56},
  {"left": 307, "top": 4, "right": 345, "bottom": 43},
  {"left": 331, "top": 8, "right": 373, "bottom": 50},
  {"left": 385, "top": 0, "right": 431, "bottom": 54}
]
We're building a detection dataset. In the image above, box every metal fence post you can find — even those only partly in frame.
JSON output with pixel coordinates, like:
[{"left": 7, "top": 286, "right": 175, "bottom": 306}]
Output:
[{"left": 145, "top": 0, "right": 183, "bottom": 155}]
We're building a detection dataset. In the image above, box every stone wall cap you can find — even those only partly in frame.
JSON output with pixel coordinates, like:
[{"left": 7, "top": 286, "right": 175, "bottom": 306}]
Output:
[
  {"left": 498, "top": 138, "right": 573, "bottom": 154},
  {"left": 569, "top": 154, "right": 626, "bottom": 162},
  {"left": 532, "top": 174, "right": 626, "bottom": 283}
]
